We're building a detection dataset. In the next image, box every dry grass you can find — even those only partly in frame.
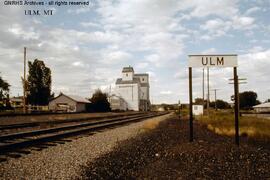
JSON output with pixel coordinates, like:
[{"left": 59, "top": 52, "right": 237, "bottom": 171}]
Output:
[
  {"left": 197, "top": 111, "right": 270, "bottom": 141},
  {"left": 142, "top": 113, "right": 173, "bottom": 131},
  {"left": 143, "top": 120, "right": 161, "bottom": 130}
]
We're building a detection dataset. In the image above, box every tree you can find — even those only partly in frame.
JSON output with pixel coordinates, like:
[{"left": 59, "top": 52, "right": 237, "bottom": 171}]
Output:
[
  {"left": 195, "top": 98, "right": 207, "bottom": 108},
  {"left": 239, "top": 91, "right": 260, "bottom": 109},
  {"left": 264, "top": 99, "right": 270, "bottom": 103},
  {"left": 26, "top": 59, "right": 52, "bottom": 105},
  {"left": 160, "top": 103, "right": 178, "bottom": 111},
  {"left": 0, "top": 75, "right": 12, "bottom": 109},
  {"left": 210, "top": 99, "right": 230, "bottom": 109},
  {"left": 0, "top": 75, "right": 10, "bottom": 101},
  {"left": 89, "top": 89, "right": 111, "bottom": 112}
]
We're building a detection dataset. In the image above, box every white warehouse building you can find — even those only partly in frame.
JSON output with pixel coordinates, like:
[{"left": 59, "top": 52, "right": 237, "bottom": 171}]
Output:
[{"left": 114, "top": 66, "right": 150, "bottom": 111}]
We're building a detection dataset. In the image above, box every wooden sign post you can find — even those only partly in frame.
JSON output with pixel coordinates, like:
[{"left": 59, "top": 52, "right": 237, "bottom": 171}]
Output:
[
  {"left": 189, "top": 67, "right": 193, "bottom": 142},
  {"left": 188, "top": 54, "right": 239, "bottom": 145}
]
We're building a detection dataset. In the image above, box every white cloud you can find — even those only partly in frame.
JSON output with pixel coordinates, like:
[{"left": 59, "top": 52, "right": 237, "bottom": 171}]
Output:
[
  {"left": 145, "top": 54, "right": 162, "bottom": 67},
  {"left": 96, "top": 0, "right": 185, "bottom": 66},
  {"left": 200, "top": 19, "right": 232, "bottom": 40},
  {"left": 47, "top": 29, "right": 123, "bottom": 45},
  {"left": 200, "top": 19, "right": 231, "bottom": 32},
  {"left": 235, "top": 49, "right": 270, "bottom": 101},
  {"left": 80, "top": 22, "right": 101, "bottom": 28},
  {"left": 183, "top": 0, "right": 239, "bottom": 18},
  {"left": 72, "top": 61, "right": 84, "bottom": 67},
  {"left": 8, "top": 24, "right": 40, "bottom": 40},
  {"left": 160, "top": 91, "right": 173, "bottom": 95},
  {"left": 199, "top": 14, "right": 257, "bottom": 40},
  {"left": 248, "top": 46, "right": 264, "bottom": 53},
  {"left": 201, "top": 48, "right": 217, "bottom": 54},
  {"left": 232, "top": 16, "right": 255, "bottom": 30},
  {"left": 101, "top": 50, "right": 132, "bottom": 65},
  {"left": 136, "top": 62, "right": 148, "bottom": 69},
  {"left": 245, "top": 7, "right": 260, "bottom": 15}
]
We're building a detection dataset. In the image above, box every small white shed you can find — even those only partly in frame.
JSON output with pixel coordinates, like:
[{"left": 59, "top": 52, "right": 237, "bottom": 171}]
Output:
[
  {"left": 253, "top": 102, "right": 270, "bottom": 113},
  {"left": 192, "top": 105, "right": 204, "bottom": 115},
  {"left": 49, "top": 93, "right": 90, "bottom": 112}
]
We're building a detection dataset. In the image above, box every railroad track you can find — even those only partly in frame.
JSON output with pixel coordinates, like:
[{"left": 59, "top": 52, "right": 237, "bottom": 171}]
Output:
[
  {"left": 0, "top": 113, "right": 150, "bottom": 136},
  {"left": 0, "top": 112, "right": 168, "bottom": 155},
  {"left": 0, "top": 112, "right": 143, "bottom": 131}
]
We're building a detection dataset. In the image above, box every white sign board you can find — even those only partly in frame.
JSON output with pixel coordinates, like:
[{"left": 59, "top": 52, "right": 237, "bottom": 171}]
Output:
[{"left": 188, "top": 55, "right": 237, "bottom": 67}]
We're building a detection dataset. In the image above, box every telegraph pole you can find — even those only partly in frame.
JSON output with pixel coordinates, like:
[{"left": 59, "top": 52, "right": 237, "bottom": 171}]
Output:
[
  {"left": 178, "top": 100, "right": 181, "bottom": 119},
  {"left": 109, "top": 85, "right": 111, "bottom": 94},
  {"left": 233, "top": 68, "right": 239, "bottom": 146},
  {"left": 202, "top": 68, "right": 205, "bottom": 107},
  {"left": 23, "top": 47, "right": 26, "bottom": 114},
  {"left": 214, "top": 89, "right": 217, "bottom": 111},
  {"left": 189, "top": 67, "right": 193, "bottom": 142},
  {"left": 207, "top": 67, "right": 210, "bottom": 116},
  {"left": 229, "top": 76, "right": 247, "bottom": 146},
  {"left": 211, "top": 89, "right": 219, "bottom": 111}
]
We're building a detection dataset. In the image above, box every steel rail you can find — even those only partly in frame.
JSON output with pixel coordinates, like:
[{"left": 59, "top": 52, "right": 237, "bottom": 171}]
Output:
[
  {"left": 0, "top": 113, "right": 149, "bottom": 141},
  {"left": 0, "top": 112, "right": 143, "bottom": 131}
]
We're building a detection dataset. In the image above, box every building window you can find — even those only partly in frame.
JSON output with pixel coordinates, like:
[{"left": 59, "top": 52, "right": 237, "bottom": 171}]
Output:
[
  {"left": 126, "top": 73, "right": 128, "bottom": 77},
  {"left": 142, "top": 78, "right": 144, "bottom": 81}
]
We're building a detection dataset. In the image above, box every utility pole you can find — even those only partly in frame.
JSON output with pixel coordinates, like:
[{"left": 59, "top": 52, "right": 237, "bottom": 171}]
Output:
[
  {"left": 229, "top": 76, "right": 247, "bottom": 146},
  {"left": 178, "top": 100, "right": 181, "bottom": 119},
  {"left": 233, "top": 68, "right": 239, "bottom": 146},
  {"left": 214, "top": 89, "right": 217, "bottom": 111},
  {"left": 211, "top": 89, "right": 219, "bottom": 111},
  {"left": 189, "top": 67, "right": 193, "bottom": 142},
  {"left": 23, "top": 47, "right": 26, "bottom": 114},
  {"left": 207, "top": 67, "right": 210, "bottom": 116},
  {"left": 202, "top": 68, "right": 205, "bottom": 107}
]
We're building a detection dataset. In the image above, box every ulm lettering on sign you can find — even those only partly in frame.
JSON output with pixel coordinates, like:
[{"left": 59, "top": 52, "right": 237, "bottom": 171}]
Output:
[
  {"left": 188, "top": 55, "right": 237, "bottom": 68},
  {"left": 202, "top": 57, "right": 224, "bottom": 66}
]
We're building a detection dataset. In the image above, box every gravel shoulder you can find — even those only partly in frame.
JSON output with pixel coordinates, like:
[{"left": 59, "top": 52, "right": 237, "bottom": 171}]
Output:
[
  {"left": 0, "top": 113, "right": 173, "bottom": 179},
  {"left": 81, "top": 114, "right": 270, "bottom": 179}
]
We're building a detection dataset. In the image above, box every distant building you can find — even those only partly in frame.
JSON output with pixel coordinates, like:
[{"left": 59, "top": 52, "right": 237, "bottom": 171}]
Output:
[
  {"left": 157, "top": 106, "right": 165, "bottom": 112},
  {"left": 180, "top": 103, "right": 189, "bottom": 109},
  {"left": 49, "top": 93, "right": 90, "bottom": 112},
  {"left": 253, "top": 102, "right": 270, "bottom": 113},
  {"left": 108, "top": 94, "right": 128, "bottom": 111},
  {"left": 150, "top": 104, "right": 165, "bottom": 111},
  {"left": 114, "top": 66, "right": 150, "bottom": 111},
  {"left": 10, "top": 96, "right": 23, "bottom": 108}
]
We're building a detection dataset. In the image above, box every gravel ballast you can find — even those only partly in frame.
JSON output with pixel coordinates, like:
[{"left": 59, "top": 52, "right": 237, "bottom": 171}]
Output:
[
  {"left": 0, "top": 113, "right": 172, "bottom": 179},
  {"left": 81, "top": 115, "right": 270, "bottom": 179}
]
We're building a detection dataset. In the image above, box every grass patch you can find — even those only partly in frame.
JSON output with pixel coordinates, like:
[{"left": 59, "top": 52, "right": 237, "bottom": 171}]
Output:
[
  {"left": 142, "top": 113, "right": 173, "bottom": 131},
  {"left": 197, "top": 111, "right": 270, "bottom": 141},
  {"left": 143, "top": 120, "right": 161, "bottom": 130}
]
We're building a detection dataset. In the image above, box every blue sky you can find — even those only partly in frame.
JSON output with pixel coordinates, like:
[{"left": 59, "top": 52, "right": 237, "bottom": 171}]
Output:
[{"left": 0, "top": 0, "right": 270, "bottom": 104}]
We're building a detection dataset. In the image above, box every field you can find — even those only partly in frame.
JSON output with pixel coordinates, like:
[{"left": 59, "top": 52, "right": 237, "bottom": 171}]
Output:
[{"left": 196, "top": 110, "right": 270, "bottom": 142}]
